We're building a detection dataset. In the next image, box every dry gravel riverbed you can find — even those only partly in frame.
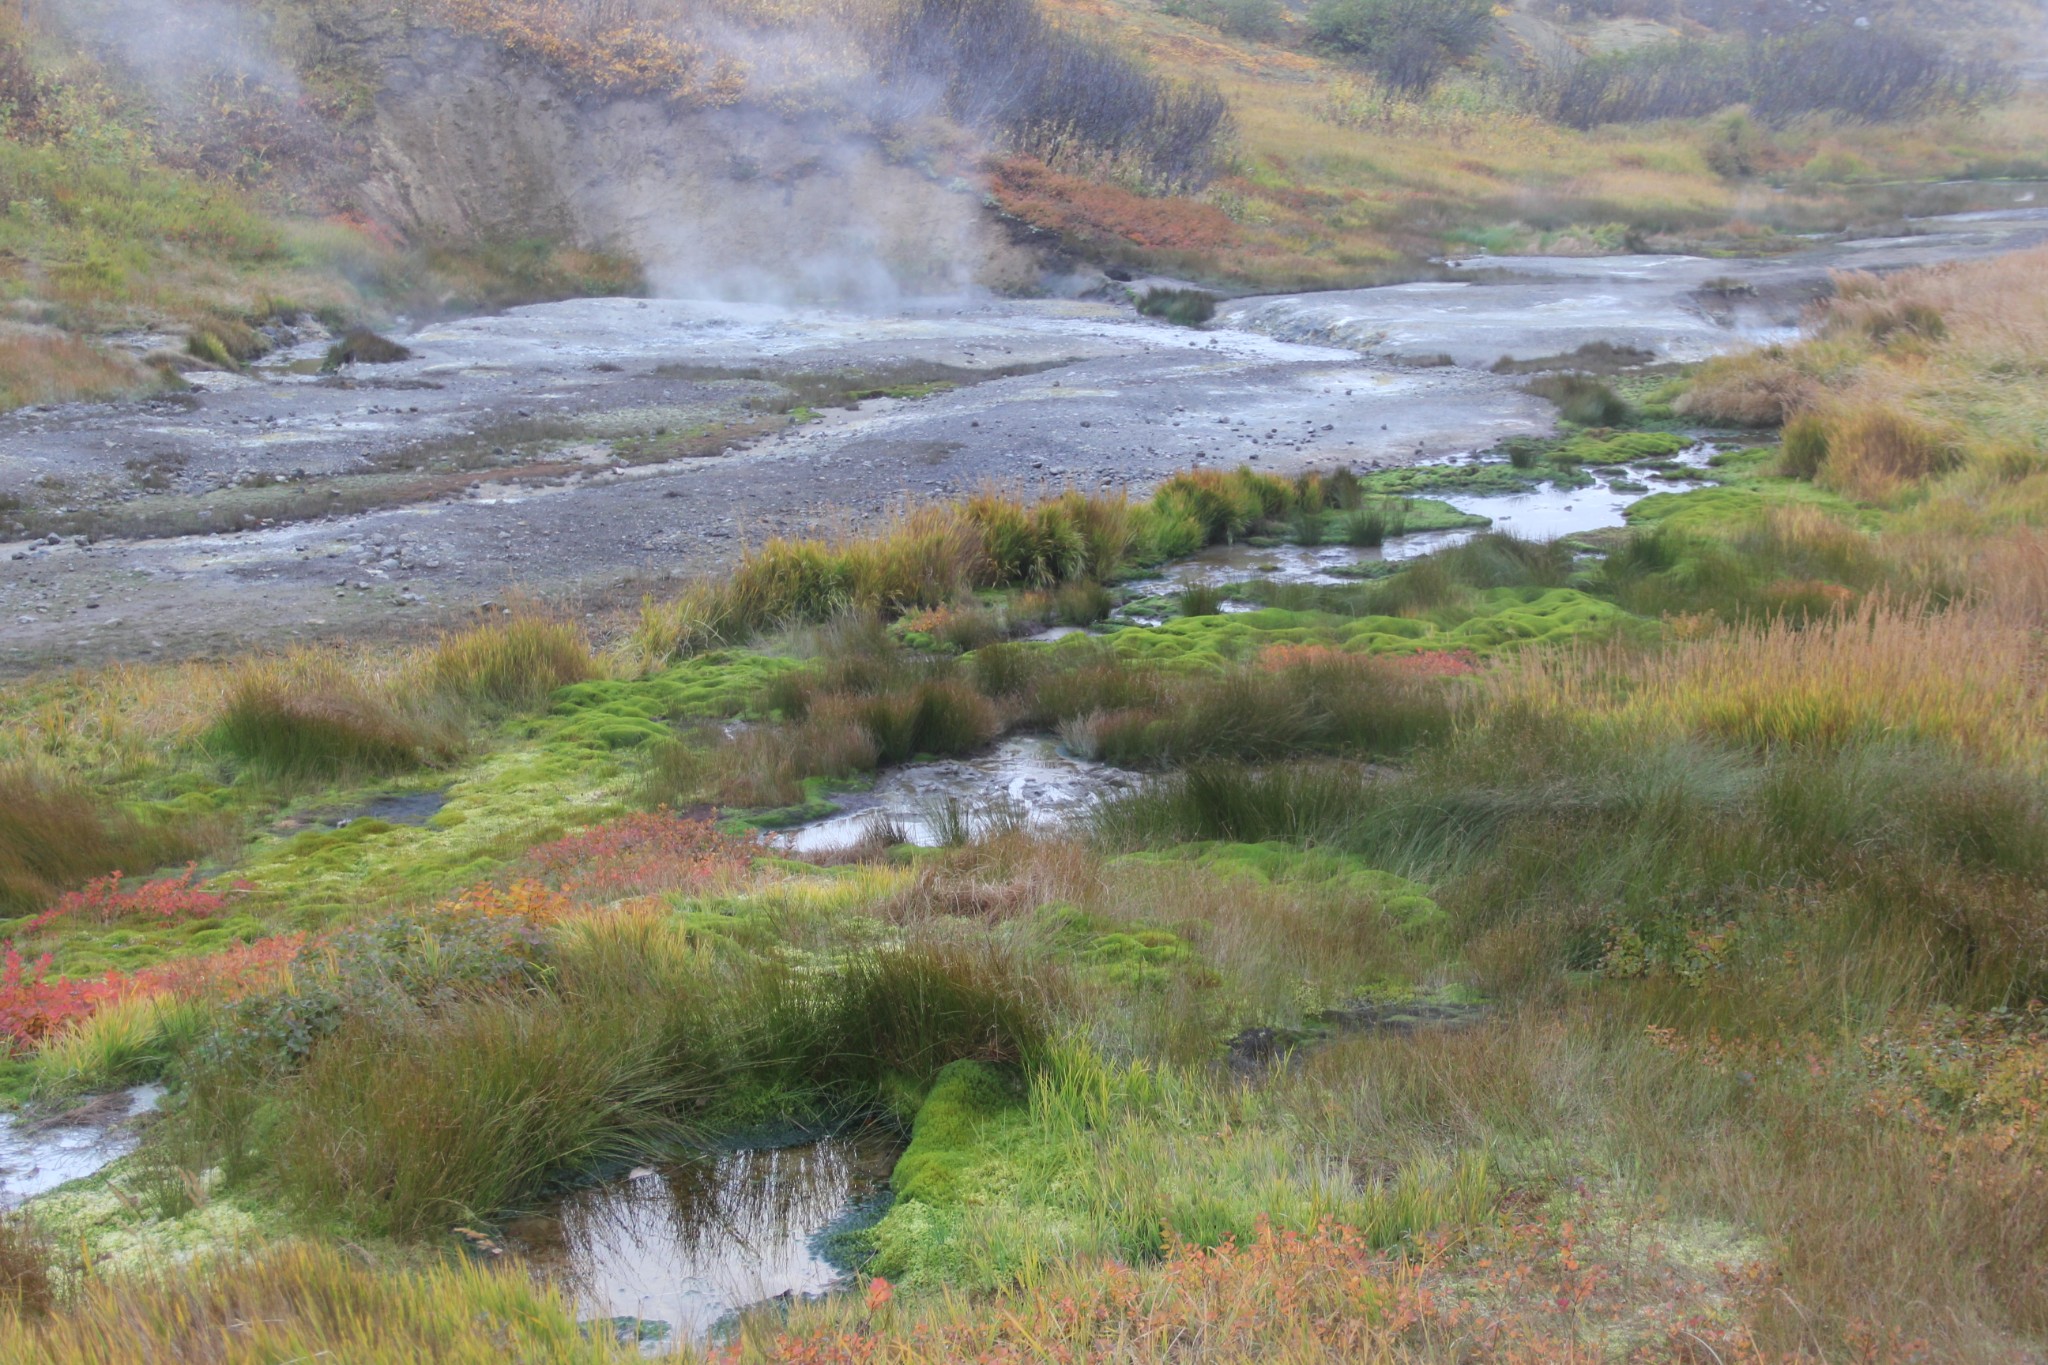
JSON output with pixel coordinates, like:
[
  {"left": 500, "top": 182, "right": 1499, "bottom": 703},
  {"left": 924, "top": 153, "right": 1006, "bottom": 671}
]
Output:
[{"left": 3, "top": 207, "right": 2044, "bottom": 672}]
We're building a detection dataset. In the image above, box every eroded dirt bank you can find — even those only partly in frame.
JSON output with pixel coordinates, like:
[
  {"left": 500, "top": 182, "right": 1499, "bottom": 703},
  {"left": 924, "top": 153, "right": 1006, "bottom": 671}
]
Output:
[{"left": 3, "top": 207, "right": 2044, "bottom": 672}]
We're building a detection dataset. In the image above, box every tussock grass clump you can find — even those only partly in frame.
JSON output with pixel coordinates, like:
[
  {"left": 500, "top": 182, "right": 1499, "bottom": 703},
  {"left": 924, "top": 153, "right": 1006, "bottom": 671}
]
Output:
[
  {"left": 185, "top": 318, "right": 268, "bottom": 372},
  {"left": 1676, "top": 343, "right": 1826, "bottom": 426},
  {"left": 966, "top": 494, "right": 1087, "bottom": 587},
  {"left": 1597, "top": 505, "right": 1885, "bottom": 622},
  {"left": 1683, "top": 245, "right": 2048, "bottom": 504},
  {"left": 1063, "top": 650, "right": 1461, "bottom": 769},
  {"left": 323, "top": 327, "right": 413, "bottom": 369},
  {"left": 636, "top": 472, "right": 1344, "bottom": 662},
  {"left": 0, "top": 1215, "right": 51, "bottom": 1320},
  {"left": 0, "top": 765, "right": 209, "bottom": 915},
  {"left": 423, "top": 614, "right": 596, "bottom": 711},
  {"left": 0, "top": 1242, "right": 619, "bottom": 1361},
  {"left": 1177, "top": 583, "right": 1223, "bottom": 617},
  {"left": 213, "top": 660, "right": 461, "bottom": 781},
  {"left": 272, "top": 991, "right": 696, "bottom": 1234},
  {"left": 28, "top": 992, "right": 210, "bottom": 1096},
  {"left": 1096, "top": 762, "right": 1377, "bottom": 848},
  {"left": 1524, "top": 372, "right": 1630, "bottom": 426},
  {"left": 1136, "top": 287, "right": 1218, "bottom": 326},
  {"left": 1342, "top": 498, "right": 1405, "bottom": 546},
  {"left": 177, "top": 908, "right": 1049, "bottom": 1239},
  {"left": 824, "top": 678, "right": 1001, "bottom": 765},
  {"left": 1494, "top": 597, "right": 2045, "bottom": 764},
  {"left": 638, "top": 506, "right": 989, "bottom": 658},
  {"left": 1814, "top": 404, "right": 1960, "bottom": 500}
]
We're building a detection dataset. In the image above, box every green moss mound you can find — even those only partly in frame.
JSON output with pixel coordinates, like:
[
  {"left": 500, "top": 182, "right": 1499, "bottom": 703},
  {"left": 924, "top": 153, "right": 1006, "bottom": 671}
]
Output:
[{"left": 546, "top": 651, "right": 801, "bottom": 749}]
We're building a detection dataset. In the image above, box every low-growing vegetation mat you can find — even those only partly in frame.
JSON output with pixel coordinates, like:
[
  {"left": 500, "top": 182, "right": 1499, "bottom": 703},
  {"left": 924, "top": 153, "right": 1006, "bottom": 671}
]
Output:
[{"left": 0, "top": 241, "right": 2043, "bottom": 1360}]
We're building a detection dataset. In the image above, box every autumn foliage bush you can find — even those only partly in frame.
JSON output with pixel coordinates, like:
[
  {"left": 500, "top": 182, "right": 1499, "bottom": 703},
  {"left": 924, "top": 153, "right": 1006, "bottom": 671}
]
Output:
[
  {"left": 0, "top": 950, "right": 129, "bottom": 1048},
  {"left": 520, "top": 812, "right": 757, "bottom": 899},
  {"left": 23, "top": 866, "right": 228, "bottom": 933},
  {"left": 0, "top": 935, "right": 304, "bottom": 1050},
  {"left": 988, "top": 158, "right": 1239, "bottom": 255}
]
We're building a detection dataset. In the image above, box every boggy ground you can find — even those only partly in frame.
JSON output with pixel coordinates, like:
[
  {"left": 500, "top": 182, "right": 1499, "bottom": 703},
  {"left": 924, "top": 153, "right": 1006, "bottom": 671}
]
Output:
[
  {"left": 5, "top": 207, "right": 2046, "bottom": 674},
  {"left": 0, "top": 238, "right": 2045, "bottom": 1361}
]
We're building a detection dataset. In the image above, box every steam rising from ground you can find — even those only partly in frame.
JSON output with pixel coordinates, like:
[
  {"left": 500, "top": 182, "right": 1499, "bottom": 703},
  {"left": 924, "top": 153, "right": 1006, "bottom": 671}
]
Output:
[{"left": 35, "top": 0, "right": 1039, "bottom": 305}]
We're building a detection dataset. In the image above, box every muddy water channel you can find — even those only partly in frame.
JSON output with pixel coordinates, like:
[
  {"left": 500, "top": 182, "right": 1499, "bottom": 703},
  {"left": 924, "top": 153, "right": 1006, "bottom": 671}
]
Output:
[
  {"left": 7, "top": 209, "right": 2044, "bottom": 671},
  {"left": 505, "top": 1133, "right": 901, "bottom": 1350},
  {"left": 779, "top": 735, "right": 1144, "bottom": 854}
]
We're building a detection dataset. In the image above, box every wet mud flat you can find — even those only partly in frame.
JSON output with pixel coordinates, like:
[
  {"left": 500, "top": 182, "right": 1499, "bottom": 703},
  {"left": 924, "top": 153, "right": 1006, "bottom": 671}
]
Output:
[
  {"left": 4, "top": 208, "right": 2044, "bottom": 672},
  {"left": 502, "top": 1132, "right": 901, "bottom": 1351}
]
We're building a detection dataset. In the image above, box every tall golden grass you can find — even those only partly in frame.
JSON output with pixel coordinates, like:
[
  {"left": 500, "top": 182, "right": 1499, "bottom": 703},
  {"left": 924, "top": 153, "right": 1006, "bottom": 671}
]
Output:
[
  {"left": 0, "top": 331, "right": 158, "bottom": 412},
  {"left": 1498, "top": 598, "right": 2048, "bottom": 766},
  {"left": 1683, "top": 244, "right": 2048, "bottom": 501},
  {"left": 0, "top": 1242, "right": 629, "bottom": 1362}
]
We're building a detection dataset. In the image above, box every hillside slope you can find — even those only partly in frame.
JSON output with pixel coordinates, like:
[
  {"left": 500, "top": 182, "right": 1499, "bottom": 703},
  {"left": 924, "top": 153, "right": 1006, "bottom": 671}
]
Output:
[{"left": 0, "top": 0, "right": 2044, "bottom": 408}]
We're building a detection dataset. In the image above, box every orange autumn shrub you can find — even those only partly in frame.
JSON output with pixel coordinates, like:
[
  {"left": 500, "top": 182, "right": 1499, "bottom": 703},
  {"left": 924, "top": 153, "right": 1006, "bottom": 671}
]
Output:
[
  {"left": 989, "top": 157, "right": 1240, "bottom": 255},
  {"left": 521, "top": 811, "right": 758, "bottom": 899},
  {"left": 442, "top": 879, "right": 577, "bottom": 923}
]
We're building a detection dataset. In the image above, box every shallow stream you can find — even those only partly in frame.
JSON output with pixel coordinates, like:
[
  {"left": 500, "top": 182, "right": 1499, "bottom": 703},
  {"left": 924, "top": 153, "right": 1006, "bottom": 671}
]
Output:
[{"left": 11, "top": 209, "right": 2043, "bottom": 672}]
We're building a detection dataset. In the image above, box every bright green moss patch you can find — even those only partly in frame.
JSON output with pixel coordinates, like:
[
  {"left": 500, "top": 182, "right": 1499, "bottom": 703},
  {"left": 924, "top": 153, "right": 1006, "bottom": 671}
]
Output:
[
  {"left": 1107, "top": 589, "right": 1638, "bottom": 668},
  {"left": 1626, "top": 481, "right": 1868, "bottom": 534},
  {"left": 1043, "top": 907, "right": 1205, "bottom": 989},
  {"left": 1553, "top": 431, "right": 1694, "bottom": 465},
  {"left": 1359, "top": 462, "right": 1566, "bottom": 496},
  {"left": 865, "top": 1059, "right": 1077, "bottom": 1287},
  {"left": 1435, "top": 586, "right": 1646, "bottom": 651},
  {"left": 1305, "top": 496, "right": 1488, "bottom": 541},
  {"left": 544, "top": 651, "right": 801, "bottom": 749},
  {"left": 234, "top": 740, "right": 636, "bottom": 921},
  {"left": 32, "top": 913, "right": 273, "bottom": 979},
  {"left": 887, "top": 1060, "right": 1028, "bottom": 1207}
]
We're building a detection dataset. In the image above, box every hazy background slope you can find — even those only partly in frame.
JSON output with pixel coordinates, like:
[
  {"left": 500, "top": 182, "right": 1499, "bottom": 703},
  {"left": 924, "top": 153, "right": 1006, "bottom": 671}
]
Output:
[{"left": 0, "top": 0, "right": 2043, "bottom": 408}]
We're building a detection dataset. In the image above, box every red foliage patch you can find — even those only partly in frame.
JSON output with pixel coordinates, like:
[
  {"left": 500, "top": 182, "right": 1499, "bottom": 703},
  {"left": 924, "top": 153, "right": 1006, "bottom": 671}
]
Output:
[
  {"left": 521, "top": 812, "right": 757, "bottom": 900},
  {"left": 1385, "top": 648, "right": 1482, "bottom": 678},
  {"left": 0, "top": 949, "right": 127, "bottom": 1047},
  {"left": 0, "top": 934, "right": 305, "bottom": 1049},
  {"left": 133, "top": 934, "right": 306, "bottom": 1003},
  {"left": 988, "top": 157, "right": 1239, "bottom": 255},
  {"left": 24, "top": 865, "right": 230, "bottom": 934}
]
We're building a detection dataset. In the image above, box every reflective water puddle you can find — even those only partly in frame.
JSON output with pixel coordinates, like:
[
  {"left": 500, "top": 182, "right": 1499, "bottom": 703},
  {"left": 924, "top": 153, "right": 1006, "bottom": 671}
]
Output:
[
  {"left": 505, "top": 1133, "right": 900, "bottom": 1350},
  {"left": 1122, "top": 459, "right": 1710, "bottom": 593}
]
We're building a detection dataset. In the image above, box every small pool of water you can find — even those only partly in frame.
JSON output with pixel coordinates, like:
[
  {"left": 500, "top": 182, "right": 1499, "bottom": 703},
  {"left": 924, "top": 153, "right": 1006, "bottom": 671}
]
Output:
[
  {"left": 1121, "top": 460, "right": 1709, "bottom": 593},
  {"left": 276, "top": 789, "right": 451, "bottom": 834},
  {"left": 0, "top": 1085, "right": 163, "bottom": 1208},
  {"left": 777, "top": 735, "right": 1144, "bottom": 855},
  {"left": 505, "top": 1133, "right": 900, "bottom": 1350}
]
